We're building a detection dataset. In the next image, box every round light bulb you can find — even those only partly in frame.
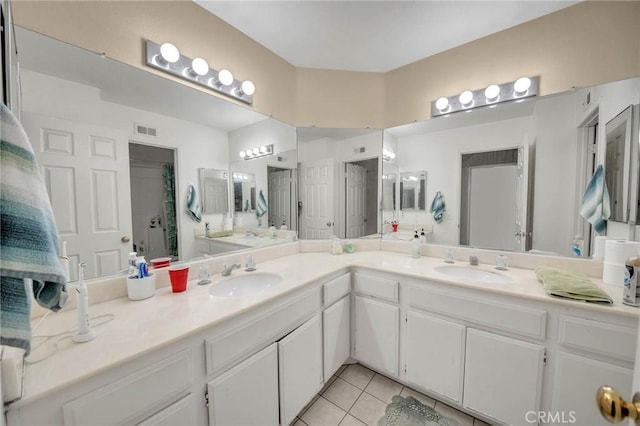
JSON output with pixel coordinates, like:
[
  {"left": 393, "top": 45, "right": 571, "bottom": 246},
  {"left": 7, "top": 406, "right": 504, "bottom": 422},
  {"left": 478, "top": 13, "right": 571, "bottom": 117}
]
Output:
[
  {"left": 260, "top": 146, "right": 267, "bottom": 153},
  {"left": 191, "top": 57, "right": 209, "bottom": 76},
  {"left": 241, "top": 80, "right": 256, "bottom": 96},
  {"left": 435, "top": 97, "right": 449, "bottom": 111},
  {"left": 514, "top": 77, "right": 531, "bottom": 94},
  {"left": 485, "top": 84, "right": 500, "bottom": 101},
  {"left": 239, "top": 151, "right": 246, "bottom": 158},
  {"left": 389, "top": 152, "right": 396, "bottom": 159},
  {"left": 459, "top": 90, "right": 474, "bottom": 106},
  {"left": 252, "top": 147, "right": 260, "bottom": 155},
  {"left": 218, "top": 69, "right": 234, "bottom": 86},
  {"left": 159, "top": 43, "right": 180, "bottom": 64},
  {"left": 245, "top": 149, "right": 253, "bottom": 157}
]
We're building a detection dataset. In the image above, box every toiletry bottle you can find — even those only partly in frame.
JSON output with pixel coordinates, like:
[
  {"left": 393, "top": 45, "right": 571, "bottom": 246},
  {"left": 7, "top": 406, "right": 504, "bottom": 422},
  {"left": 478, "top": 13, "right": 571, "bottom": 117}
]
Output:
[
  {"left": 623, "top": 255, "right": 640, "bottom": 307},
  {"left": 269, "top": 225, "right": 277, "bottom": 239},
  {"left": 420, "top": 228, "right": 426, "bottom": 244},
  {"left": 128, "top": 252, "right": 138, "bottom": 276},
  {"left": 280, "top": 220, "right": 288, "bottom": 230},
  {"left": 411, "top": 231, "right": 420, "bottom": 258},
  {"left": 331, "top": 237, "right": 343, "bottom": 255},
  {"left": 205, "top": 222, "right": 211, "bottom": 238},
  {"left": 572, "top": 234, "right": 583, "bottom": 257}
]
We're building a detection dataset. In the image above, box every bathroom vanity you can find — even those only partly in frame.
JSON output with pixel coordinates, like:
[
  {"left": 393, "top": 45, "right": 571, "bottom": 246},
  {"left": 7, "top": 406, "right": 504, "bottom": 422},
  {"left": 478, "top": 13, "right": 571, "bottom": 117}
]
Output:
[{"left": 4, "top": 248, "right": 638, "bottom": 426}]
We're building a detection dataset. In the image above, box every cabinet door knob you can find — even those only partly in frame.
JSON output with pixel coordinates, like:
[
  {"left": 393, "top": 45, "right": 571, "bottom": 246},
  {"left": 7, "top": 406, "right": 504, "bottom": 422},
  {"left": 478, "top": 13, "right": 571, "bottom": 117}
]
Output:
[{"left": 596, "top": 386, "right": 640, "bottom": 424}]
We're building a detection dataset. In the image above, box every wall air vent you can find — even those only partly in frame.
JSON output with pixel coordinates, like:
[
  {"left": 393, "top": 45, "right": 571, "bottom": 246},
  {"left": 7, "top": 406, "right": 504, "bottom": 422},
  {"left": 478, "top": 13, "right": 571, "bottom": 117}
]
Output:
[
  {"left": 134, "top": 123, "right": 157, "bottom": 137},
  {"left": 354, "top": 147, "right": 365, "bottom": 154}
]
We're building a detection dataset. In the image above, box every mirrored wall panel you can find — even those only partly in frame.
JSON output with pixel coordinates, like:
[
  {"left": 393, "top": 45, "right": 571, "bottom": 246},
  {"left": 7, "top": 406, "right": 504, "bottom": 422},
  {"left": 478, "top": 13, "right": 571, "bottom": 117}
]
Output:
[
  {"left": 384, "top": 77, "right": 640, "bottom": 257},
  {"left": 297, "top": 128, "right": 383, "bottom": 239}
]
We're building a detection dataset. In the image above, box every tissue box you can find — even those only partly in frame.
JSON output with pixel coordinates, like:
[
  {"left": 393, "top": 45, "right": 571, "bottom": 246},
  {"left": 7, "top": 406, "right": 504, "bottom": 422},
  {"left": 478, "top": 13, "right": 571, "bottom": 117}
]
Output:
[{"left": 126, "top": 273, "right": 155, "bottom": 301}]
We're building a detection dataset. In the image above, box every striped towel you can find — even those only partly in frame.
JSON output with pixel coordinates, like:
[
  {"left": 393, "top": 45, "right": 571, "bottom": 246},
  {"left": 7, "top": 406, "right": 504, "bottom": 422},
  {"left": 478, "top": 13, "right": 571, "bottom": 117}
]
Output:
[
  {"left": 186, "top": 183, "right": 201, "bottom": 223},
  {"left": 256, "top": 189, "right": 267, "bottom": 218},
  {"left": 1, "top": 103, "right": 68, "bottom": 354},
  {"left": 429, "top": 191, "right": 446, "bottom": 224},
  {"left": 579, "top": 165, "right": 610, "bottom": 234}
]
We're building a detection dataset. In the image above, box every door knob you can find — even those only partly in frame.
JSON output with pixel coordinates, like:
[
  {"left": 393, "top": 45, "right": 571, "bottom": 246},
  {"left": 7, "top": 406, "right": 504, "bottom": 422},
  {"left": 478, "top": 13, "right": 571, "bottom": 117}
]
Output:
[
  {"left": 326, "top": 222, "right": 333, "bottom": 227},
  {"left": 596, "top": 386, "right": 640, "bottom": 424},
  {"left": 121, "top": 236, "right": 131, "bottom": 243}
]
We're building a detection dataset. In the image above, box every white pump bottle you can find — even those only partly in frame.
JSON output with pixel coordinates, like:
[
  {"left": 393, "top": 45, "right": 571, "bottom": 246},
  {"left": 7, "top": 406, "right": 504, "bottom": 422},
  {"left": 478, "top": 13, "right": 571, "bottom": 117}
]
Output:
[{"left": 73, "top": 262, "right": 96, "bottom": 343}]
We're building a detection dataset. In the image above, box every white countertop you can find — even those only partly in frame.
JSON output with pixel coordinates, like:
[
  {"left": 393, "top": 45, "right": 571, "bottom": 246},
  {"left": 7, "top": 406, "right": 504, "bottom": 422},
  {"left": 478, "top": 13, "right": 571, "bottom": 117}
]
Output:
[{"left": 16, "top": 251, "right": 639, "bottom": 407}]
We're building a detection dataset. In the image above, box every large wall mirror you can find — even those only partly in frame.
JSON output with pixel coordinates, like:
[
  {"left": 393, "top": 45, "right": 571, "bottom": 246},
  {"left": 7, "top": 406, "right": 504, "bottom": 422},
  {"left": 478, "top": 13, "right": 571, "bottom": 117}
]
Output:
[
  {"left": 15, "top": 26, "right": 297, "bottom": 281},
  {"left": 385, "top": 77, "right": 640, "bottom": 257},
  {"left": 297, "top": 128, "right": 382, "bottom": 239}
]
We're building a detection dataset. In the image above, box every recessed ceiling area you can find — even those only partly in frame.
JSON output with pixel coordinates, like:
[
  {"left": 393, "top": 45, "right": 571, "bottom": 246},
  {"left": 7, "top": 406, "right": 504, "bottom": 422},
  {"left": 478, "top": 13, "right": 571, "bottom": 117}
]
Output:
[{"left": 194, "top": 1, "right": 580, "bottom": 73}]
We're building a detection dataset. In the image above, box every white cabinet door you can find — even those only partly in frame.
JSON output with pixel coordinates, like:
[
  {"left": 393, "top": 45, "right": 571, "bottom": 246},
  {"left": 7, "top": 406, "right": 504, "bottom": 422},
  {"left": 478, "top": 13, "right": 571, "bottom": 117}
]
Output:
[
  {"left": 405, "top": 310, "right": 465, "bottom": 403},
  {"left": 552, "top": 351, "right": 632, "bottom": 425},
  {"left": 138, "top": 394, "right": 197, "bottom": 426},
  {"left": 323, "top": 295, "right": 351, "bottom": 379},
  {"left": 207, "top": 343, "right": 279, "bottom": 426},
  {"left": 354, "top": 295, "right": 399, "bottom": 376},
  {"left": 279, "top": 315, "right": 323, "bottom": 426},
  {"left": 463, "top": 328, "right": 545, "bottom": 425}
]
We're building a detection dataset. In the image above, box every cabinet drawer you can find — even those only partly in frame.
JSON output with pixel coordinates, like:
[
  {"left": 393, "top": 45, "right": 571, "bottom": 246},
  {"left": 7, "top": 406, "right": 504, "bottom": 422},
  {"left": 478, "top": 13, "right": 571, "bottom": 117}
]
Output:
[
  {"left": 353, "top": 273, "right": 398, "bottom": 302},
  {"left": 323, "top": 273, "right": 351, "bottom": 306},
  {"left": 205, "top": 289, "right": 318, "bottom": 376},
  {"left": 63, "top": 348, "right": 193, "bottom": 425},
  {"left": 558, "top": 315, "right": 636, "bottom": 363},
  {"left": 408, "top": 283, "right": 546, "bottom": 339}
]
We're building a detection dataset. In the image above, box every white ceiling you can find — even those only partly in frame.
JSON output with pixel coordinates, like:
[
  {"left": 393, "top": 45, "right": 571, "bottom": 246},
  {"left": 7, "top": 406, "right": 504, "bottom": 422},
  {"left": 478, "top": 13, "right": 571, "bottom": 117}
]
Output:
[{"left": 194, "top": 0, "right": 579, "bottom": 73}]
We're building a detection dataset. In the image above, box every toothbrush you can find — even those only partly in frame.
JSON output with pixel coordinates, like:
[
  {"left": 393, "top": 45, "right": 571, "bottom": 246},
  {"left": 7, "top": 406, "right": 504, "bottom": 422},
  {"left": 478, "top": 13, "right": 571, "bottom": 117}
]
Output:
[
  {"left": 60, "top": 241, "right": 70, "bottom": 282},
  {"left": 72, "top": 262, "right": 96, "bottom": 343}
]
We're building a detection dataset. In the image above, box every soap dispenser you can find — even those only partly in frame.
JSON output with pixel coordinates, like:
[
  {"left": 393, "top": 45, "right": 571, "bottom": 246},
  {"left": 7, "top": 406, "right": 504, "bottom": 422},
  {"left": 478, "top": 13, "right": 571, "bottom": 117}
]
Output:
[
  {"left": 411, "top": 231, "right": 421, "bottom": 258},
  {"left": 420, "top": 228, "right": 426, "bottom": 244}
]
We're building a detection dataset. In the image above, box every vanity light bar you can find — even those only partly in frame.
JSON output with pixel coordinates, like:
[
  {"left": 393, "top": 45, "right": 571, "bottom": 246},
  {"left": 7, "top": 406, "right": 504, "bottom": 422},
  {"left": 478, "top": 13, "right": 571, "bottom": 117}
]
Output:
[
  {"left": 431, "top": 76, "right": 539, "bottom": 118},
  {"left": 239, "top": 144, "right": 274, "bottom": 160},
  {"left": 382, "top": 149, "right": 396, "bottom": 161},
  {"left": 145, "top": 40, "right": 255, "bottom": 105}
]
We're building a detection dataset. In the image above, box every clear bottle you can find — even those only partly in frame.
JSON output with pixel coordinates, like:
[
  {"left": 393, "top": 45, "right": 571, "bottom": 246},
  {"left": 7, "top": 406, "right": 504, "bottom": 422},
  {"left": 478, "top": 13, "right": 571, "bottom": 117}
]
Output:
[
  {"left": 411, "top": 231, "right": 421, "bottom": 258},
  {"left": 623, "top": 255, "right": 640, "bottom": 307},
  {"left": 128, "top": 252, "right": 138, "bottom": 276},
  {"left": 269, "top": 225, "right": 277, "bottom": 239},
  {"left": 419, "top": 228, "right": 426, "bottom": 244},
  {"left": 572, "top": 234, "right": 584, "bottom": 257},
  {"left": 205, "top": 222, "right": 211, "bottom": 238}
]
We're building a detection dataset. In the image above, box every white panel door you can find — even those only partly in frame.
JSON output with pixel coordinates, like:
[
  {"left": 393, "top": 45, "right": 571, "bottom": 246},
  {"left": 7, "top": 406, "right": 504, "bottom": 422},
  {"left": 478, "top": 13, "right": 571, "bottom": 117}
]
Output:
[
  {"left": 345, "top": 163, "right": 366, "bottom": 238},
  {"left": 323, "top": 295, "right": 351, "bottom": 379},
  {"left": 552, "top": 352, "right": 632, "bottom": 425},
  {"left": 268, "top": 168, "right": 292, "bottom": 229},
  {"left": 354, "top": 296, "right": 399, "bottom": 377},
  {"left": 22, "top": 113, "right": 132, "bottom": 280},
  {"left": 463, "top": 328, "right": 545, "bottom": 425},
  {"left": 516, "top": 140, "right": 531, "bottom": 251},
  {"left": 405, "top": 310, "right": 465, "bottom": 403},
  {"left": 299, "top": 159, "right": 334, "bottom": 239},
  {"left": 208, "top": 343, "right": 279, "bottom": 426},
  {"left": 279, "top": 315, "right": 323, "bottom": 426}
]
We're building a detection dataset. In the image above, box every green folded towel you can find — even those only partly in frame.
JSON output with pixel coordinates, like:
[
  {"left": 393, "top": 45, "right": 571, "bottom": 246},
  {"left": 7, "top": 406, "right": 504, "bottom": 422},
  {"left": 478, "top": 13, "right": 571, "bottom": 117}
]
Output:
[
  {"left": 207, "top": 230, "right": 234, "bottom": 238},
  {"left": 535, "top": 267, "right": 612, "bottom": 304}
]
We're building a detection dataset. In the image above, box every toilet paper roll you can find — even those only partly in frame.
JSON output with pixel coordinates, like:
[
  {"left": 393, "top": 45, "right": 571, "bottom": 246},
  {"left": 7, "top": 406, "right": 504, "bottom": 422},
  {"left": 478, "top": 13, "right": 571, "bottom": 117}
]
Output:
[
  {"left": 604, "top": 240, "right": 640, "bottom": 264},
  {"left": 592, "top": 236, "right": 612, "bottom": 261},
  {"left": 602, "top": 262, "right": 629, "bottom": 286}
]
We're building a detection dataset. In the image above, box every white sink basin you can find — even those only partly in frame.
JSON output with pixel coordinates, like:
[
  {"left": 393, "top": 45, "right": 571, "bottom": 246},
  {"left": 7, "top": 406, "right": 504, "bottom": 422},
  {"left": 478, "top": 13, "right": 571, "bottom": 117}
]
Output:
[
  {"left": 209, "top": 273, "right": 283, "bottom": 297},
  {"left": 434, "top": 265, "right": 512, "bottom": 284}
]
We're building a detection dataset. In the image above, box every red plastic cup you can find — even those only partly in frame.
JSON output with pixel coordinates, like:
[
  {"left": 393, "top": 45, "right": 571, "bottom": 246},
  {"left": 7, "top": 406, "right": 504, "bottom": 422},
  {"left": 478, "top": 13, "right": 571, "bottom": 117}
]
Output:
[{"left": 168, "top": 265, "right": 189, "bottom": 293}]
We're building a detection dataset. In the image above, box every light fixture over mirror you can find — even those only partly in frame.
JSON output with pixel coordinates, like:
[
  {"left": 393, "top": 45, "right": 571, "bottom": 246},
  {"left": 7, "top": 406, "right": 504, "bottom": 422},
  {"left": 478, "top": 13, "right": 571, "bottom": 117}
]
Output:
[
  {"left": 145, "top": 40, "right": 255, "bottom": 104},
  {"left": 432, "top": 76, "right": 539, "bottom": 117}
]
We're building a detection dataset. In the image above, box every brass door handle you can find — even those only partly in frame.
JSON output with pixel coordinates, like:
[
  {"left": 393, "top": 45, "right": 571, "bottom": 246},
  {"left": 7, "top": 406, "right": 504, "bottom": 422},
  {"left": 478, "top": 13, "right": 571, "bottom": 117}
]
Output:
[
  {"left": 121, "top": 236, "right": 131, "bottom": 243},
  {"left": 597, "top": 386, "right": 640, "bottom": 424}
]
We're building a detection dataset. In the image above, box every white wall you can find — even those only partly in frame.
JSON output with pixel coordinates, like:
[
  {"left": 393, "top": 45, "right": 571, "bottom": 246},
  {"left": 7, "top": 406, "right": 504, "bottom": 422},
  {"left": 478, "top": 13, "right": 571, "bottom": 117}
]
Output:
[
  {"left": 397, "top": 116, "right": 533, "bottom": 246},
  {"left": 21, "top": 69, "right": 229, "bottom": 261}
]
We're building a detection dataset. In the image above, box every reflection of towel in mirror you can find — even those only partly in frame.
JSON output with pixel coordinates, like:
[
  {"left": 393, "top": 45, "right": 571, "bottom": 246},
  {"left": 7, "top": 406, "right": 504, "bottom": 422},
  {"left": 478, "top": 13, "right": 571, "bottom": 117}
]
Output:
[
  {"left": 186, "top": 184, "right": 202, "bottom": 223},
  {"left": 429, "top": 191, "right": 446, "bottom": 224},
  {"left": 1, "top": 103, "right": 68, "bottom": 354},
  {"left": 579, "top": 165, "right": 610, "bottom": 235},
  {"left": 256, "top": 190, "right": 268, "bottom": 218}
]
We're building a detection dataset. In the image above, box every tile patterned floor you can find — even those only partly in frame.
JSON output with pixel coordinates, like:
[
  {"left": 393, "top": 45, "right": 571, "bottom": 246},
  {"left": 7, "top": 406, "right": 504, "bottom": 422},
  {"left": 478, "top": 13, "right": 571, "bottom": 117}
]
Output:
[{"left": 292, "top": 364, "right": 492, "bottom": 426}]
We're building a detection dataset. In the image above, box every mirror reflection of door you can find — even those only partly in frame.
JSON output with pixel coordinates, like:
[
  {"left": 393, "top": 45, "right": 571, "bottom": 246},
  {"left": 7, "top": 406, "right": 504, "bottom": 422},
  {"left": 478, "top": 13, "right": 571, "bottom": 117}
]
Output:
[
  {"left": 268, "top": 166, "right": 296, "bottom": 230},
  {"left": 129, "top": 143, "right": 178, "bottom": 262},
  {"left": 605, "top": 105, "right": 633, "bottom": 223},
  {"left": 298, "top": 159, "right": 334, "bottom": 239},
  {"left": 21, "top": 113, "right": 134, "bottom": 281},
  {"left": 344, "top": 158, "right": 378, "bottom": 238},
  {"left": 460, "top": 149, "right": 521, "bottom": 251}
]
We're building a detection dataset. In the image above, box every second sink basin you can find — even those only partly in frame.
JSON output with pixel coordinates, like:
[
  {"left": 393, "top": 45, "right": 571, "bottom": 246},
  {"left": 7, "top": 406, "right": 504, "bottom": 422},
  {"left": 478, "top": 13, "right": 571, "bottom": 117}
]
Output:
[
  {"left": 434, "top": 265, "right": 512, "bottom": 284},
  {"left": 209, "top": 273, "right": 283, "bottom": 297}
]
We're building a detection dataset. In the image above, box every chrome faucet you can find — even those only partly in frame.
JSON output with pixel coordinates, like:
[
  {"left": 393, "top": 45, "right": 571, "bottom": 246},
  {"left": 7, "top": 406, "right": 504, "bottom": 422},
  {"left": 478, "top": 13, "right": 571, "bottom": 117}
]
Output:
[
  {"left": 245, "top": 230, "right": 259, "bottom": 237},
  {"left": 469, "top": 255, "right": 479, "bottom": 266},
  {"left": 221, "top": 264, "right": 241, "bottom": 276}
]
